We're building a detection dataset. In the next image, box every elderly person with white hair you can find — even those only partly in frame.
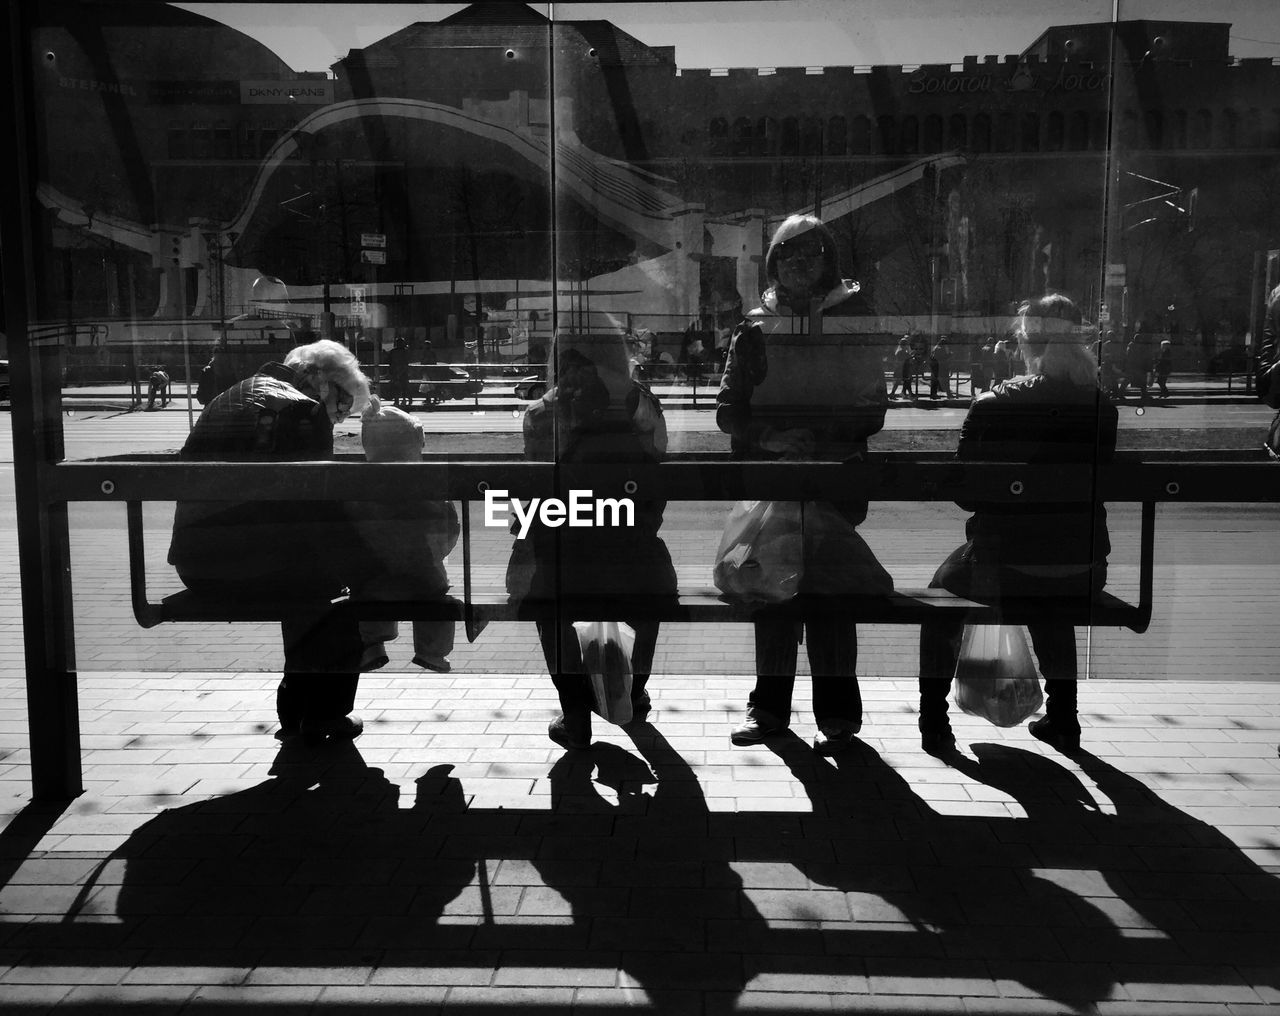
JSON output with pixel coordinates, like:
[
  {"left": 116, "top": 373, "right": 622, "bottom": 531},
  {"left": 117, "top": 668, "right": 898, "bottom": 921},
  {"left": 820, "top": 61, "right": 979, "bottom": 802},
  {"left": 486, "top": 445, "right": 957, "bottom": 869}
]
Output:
[{"left": 168, "top": 338, "right": 377, "bottom": 744}]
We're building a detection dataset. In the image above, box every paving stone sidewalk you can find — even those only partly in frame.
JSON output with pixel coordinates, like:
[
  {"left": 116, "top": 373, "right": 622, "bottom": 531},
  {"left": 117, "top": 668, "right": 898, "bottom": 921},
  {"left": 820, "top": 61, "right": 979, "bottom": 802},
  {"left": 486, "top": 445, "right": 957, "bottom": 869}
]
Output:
[{"left": 1, "top": 670, "right": 1278, "bottom": 1014}]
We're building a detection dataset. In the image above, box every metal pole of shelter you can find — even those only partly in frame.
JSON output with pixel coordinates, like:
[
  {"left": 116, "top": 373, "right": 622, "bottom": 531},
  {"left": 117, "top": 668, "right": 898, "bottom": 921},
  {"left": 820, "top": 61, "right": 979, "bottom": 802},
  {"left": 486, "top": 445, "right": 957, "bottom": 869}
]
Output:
[{"left": 2, "top": 2, "right": 83, "bottom": 800}]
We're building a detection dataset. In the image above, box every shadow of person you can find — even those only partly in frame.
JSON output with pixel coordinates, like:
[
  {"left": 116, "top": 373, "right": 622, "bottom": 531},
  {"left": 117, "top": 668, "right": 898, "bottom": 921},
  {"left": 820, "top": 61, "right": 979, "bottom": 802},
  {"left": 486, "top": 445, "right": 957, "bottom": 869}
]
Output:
[
  {"left": 766, "top": 732, "right": 1126, "bottom": 1010},
  {"left": 1015, "top": 745, "right": 1280, "bottom": 991},
  {"left": 533, "top": 723, "right": 770, "bottom": 1004},
  {"left": 40, "top": 741, "right": 480, "bottom": 969}
]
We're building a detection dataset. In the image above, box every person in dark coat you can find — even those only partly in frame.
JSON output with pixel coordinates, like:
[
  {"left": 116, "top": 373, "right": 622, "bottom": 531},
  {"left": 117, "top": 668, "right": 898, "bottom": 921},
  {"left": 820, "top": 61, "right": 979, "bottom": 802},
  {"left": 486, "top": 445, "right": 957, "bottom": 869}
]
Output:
[
  {"left": 168, "top": 339, "right": 376, "bottom": 743},
  {"left": 716, "top": 213, "right": 889, "bottom": 754},
  {"left": 506, "top": 335, "right": 677, "bottom": 750},
  {"left": 917, "top": 293, "right": 1118, "bottom": 756}
]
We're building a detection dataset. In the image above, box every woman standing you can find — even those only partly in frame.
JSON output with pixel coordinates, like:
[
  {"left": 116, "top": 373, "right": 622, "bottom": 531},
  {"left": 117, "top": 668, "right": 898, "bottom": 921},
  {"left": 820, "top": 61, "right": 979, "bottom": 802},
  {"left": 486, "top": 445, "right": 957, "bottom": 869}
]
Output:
[
  {"left": 917, "top": 293, "right": 1117, "bottom": 755},
  {"left": 716, "top": 214, "right": 888, "bottom": 754}
]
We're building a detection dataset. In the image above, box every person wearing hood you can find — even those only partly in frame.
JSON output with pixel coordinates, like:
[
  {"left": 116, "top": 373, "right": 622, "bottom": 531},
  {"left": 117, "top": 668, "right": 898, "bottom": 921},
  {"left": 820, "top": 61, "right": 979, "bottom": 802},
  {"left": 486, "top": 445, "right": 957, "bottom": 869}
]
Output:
[{"left": 716, "top": 213, "right": 889, "bottom": 754}]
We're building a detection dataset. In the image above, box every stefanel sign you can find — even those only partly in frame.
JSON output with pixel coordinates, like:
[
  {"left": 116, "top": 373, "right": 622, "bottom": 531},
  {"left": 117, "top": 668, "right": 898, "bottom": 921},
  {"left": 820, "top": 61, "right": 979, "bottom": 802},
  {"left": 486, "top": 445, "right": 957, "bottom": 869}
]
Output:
[{"left": 908, "top": 63, "right": 1108, "bottom": 97}]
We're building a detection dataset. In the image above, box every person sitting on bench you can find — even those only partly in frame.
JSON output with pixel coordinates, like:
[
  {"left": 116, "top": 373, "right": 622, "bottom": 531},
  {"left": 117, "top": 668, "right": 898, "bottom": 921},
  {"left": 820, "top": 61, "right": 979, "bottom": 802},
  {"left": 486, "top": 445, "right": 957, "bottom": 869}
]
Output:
[
  {"left": 917, "top": 292, "right": 1118, "bottom": 756},
  {"left": 167, "top": 339, "right": 376, "bottom": 744}
]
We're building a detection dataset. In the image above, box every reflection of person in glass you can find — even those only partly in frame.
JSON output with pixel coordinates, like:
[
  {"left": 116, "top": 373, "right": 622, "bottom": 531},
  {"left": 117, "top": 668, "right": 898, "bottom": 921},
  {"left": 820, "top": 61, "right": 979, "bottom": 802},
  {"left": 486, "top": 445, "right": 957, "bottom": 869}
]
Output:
[
  {"left": 506, "top": 335, "right": 677, "bottom": 750},
  {"left": 918, "top": 293, "right": 1117, "bottom": 756},
  {"left": 168, "top": 339, "right": 376, "bottom": 744},
  {"left": 716, "top": 213, "right": 888, "bottom": 754}
]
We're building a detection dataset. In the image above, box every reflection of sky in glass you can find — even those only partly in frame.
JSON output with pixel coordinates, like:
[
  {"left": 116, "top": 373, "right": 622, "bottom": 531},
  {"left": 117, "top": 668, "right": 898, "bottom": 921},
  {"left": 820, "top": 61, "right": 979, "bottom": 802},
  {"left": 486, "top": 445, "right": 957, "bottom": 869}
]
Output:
[
  {"left": 176, "top": 0, "right": 1280, "bottom": 73},
  {"left": 251, "top": 275, "right": 290, "bottom": 306}
]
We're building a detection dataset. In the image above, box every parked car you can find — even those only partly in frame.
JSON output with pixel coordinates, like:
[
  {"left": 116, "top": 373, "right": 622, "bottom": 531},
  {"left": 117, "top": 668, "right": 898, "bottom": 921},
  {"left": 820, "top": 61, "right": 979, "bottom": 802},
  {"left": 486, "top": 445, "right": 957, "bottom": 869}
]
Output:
[
  {"left": 415, "top": 364, "right": 483, "bottom": 405},
  {"left": 513, "top": 374, "right": 547, "bottom": 400},
  {"left": 1206, "top": 344, "right": 1249, "bottom": 376}
]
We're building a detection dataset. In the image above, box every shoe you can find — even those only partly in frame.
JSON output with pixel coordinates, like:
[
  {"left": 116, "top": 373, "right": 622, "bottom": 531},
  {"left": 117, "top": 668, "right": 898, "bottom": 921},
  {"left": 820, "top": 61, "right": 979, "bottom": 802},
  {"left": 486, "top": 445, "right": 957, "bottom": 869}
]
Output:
[
  {"left": 630, "top": 690, "right": 652, "bottom": 719},
  {"left": 919, "top": 716, "right": 956, "bottom": 756},
  {"left": 411, "top": 654, "right": 452, "bottom": 674},
  {"left": 359, "top": 644, "right": 389, "bottom": 672},
  {"left": 813, "top": 718, "right": 861, "bottom": 755},
  {"left": 301, "top": 713, "right": 364, "bottom": 745},
  {"left": 1028, "top": 716, "right": 1081, "bottom": 752},
  {"left": 730, "top": 707, "right": 786, "bottom": 746},
  {"left": 548, "top": 712, "right": 591, "bottom": 750}
]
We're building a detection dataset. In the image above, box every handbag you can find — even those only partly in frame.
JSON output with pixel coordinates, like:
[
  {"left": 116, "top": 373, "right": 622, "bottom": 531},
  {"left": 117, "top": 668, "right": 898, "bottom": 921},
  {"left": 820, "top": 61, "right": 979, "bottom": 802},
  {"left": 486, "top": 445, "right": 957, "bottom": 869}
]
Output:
[
  {"left": 953, "top": 623, "right": 1044, "bottom": 727},
  {"left": 712, "top": 500, "right": 803, "bottom": 604},
  {"left": 573, "top": 620, "right": 635, "bottom": 725}
]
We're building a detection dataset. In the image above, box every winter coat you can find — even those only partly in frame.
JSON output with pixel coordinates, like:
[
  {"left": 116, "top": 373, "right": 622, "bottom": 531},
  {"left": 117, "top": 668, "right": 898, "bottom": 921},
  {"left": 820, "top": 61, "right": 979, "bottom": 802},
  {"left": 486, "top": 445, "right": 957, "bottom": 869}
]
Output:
[
  {"left": 954, "top": 374, "right": 1117, "bottom": 579},
  {"left": 167, "top": 362, "right": 375, "bottom": 596},
  {"left": 1258, "top": 284, "right": 1280, "bottom": 409}
]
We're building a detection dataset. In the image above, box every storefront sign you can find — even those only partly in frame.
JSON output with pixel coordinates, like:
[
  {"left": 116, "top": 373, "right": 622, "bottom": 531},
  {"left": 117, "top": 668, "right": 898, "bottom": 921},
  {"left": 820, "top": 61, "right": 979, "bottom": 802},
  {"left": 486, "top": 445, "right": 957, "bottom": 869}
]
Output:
[
  {"left": 907, "top": 65, "right": 1108, "bottom": 97},
  {"left": 239, "top": 80, "right": 333, "bottom": 105}
]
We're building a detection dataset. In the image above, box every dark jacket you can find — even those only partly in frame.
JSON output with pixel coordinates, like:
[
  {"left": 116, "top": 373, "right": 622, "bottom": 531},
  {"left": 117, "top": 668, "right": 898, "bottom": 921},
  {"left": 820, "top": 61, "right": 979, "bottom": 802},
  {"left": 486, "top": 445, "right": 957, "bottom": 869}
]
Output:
[
  {"left": 168, "top": 362, "right": 374, "bottom": 594},
  {"left": 955, "top": 374, "right": 1117, "bottom": 575},
  {"left": 716, "top": 281, "right": 887, "bottom": 462},
  {"left": 506, "top": 373, "right": 676, "bottom": 603}
]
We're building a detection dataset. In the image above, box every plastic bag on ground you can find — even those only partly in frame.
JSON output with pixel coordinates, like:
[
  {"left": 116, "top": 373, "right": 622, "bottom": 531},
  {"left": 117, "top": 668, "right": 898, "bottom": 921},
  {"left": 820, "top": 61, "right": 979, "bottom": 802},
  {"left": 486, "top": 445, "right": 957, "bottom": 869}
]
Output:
[{"left": 954, "top": 623, "right": 1045, "bottom": 727}]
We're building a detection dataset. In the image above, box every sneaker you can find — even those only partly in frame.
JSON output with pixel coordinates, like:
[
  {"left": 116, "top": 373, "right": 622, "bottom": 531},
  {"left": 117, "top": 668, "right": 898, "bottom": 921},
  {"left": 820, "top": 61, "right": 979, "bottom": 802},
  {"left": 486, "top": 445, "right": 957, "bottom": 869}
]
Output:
[
  {"left": 548, "top": 711, "right": 591, "bottom": 750},
  {"left": 730, "top": 707, "right": 786, "bottom": 746},
  {"left": 813, "top": 718, "right": 861, "bottom": 755},
  {"left": 1028, "top": 716, "right": 1081, "bottom": 752},
  {"left": 301, "top": 713, "right": 364, "bottom": 745}
]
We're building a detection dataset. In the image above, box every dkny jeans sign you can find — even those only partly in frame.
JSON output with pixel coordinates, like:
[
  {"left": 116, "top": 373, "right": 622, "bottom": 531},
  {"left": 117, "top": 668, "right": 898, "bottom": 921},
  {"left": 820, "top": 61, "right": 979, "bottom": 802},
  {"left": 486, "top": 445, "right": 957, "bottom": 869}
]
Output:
[{"left": 239, "top": 80, "right": 334, "bottom": 105}]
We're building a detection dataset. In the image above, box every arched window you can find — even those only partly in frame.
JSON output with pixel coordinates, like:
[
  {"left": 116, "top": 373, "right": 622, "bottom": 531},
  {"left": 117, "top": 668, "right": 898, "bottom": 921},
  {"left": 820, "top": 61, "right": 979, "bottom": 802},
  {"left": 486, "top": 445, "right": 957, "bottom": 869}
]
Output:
[
  {"left": 1046, "top": 111, "right": 1064, "bottom": 151},
  {"left": 1143, "top": 110, "right": 1163, "bottom": 149},
  {"left": 731, "top": 117, "right": 753, "bottom": 157},
  {"left": 780, "top": 117, "right": 800, "bottom": 155},
  {"left": 1246, "top": 107, "right": 1262, "bottom": 148},
  {"left": 213, "top": 120, "right": 232, "bottom": 159},
  {"left": 754, "top": 116, "right": 777, "bottom": 156},
  {"left": 850, "top": 114, "right": 872, "bottom": 154},
  {"left": 258, "top": 125, "right": 281, "bottom": 157},
  {"left": 1191, "top": 108, "right": 1212, "bottom": 148},
  {"left": 1220, "top": 108, "right": 1239, "bottom": 148},
  {"left": 947, "top": 113, "right": 967, "bottom": 150},
  {"left": 994, "top": 112, "right": 1015, "bottom": 152},
  {"left": 900, "top": 115, "right": 919, "bottom": 155},
  {"left": 826, "top": 116, "right": 847, "bottom": 155},
  {"left": 191, "top": 122, "right": 211, "bottom": 159},
  {"left": 709, "top": 116, "right": 729, "bottom": 156},
  {"left": 922, "top": 114, "right": 944, "bottom": 153},
  {"left": 971, "top": 113, "right": 991, "bottom": 153},
  {"left": 1020, "top": 112, "right": 1040, "bottom": 151},
  {"left": 1170, "top": 109, "right": 1188, "bottom": 149},
  {"left": 800, "top": 118, "right": 823, "bottom": 155},
  {"left": 1067, "top": 111, "right": 1089, "bottom": 150},
  {"left": 877, "top": 115, "right": 897, "bottom": 154},
  {"left": 1091, "top": 112, "right": 1108, "bottom": 151},
  {"left": 167, "top": 121, "right": 187, "bottom": 159}
]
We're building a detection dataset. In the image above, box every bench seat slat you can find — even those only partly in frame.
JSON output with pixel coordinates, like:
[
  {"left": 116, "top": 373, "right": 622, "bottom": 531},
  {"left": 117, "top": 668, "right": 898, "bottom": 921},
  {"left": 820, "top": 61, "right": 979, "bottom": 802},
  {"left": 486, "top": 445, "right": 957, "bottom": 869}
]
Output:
[{"left": 146, "top": 586, "right": 1147, "bottom": 633}]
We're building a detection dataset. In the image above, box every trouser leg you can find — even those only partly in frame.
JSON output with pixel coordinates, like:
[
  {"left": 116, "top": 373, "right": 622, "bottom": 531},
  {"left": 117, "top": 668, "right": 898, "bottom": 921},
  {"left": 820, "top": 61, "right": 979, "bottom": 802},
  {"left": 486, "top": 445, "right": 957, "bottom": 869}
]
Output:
[
  {"left": 1027, "top": 621, "right": 1079, "bottom": 728},
  {"left": 750, "top": 616, "right": 800, "bottom": 724},
  {"left": 804, "top": 619, "right": 861, "bottom": 724},
  {"left": 918, "top": 617, "right": 964, "bottom": 724},
  {"left": 277, "top": 673, "right": 359, "bottom": 725},
  {"left": 279, "top": 610, "right": 364, "bottom": 725},
  {"left": 628, "top": 618, "right": 660, "bottom": 697},
  {"left": 537, "top": 620, "right": 592, "bottom": 716}
]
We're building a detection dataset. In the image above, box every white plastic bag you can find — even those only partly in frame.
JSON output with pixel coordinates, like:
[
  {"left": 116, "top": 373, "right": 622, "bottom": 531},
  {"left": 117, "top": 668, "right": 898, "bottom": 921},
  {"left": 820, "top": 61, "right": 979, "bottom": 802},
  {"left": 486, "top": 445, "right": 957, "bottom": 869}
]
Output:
[
  {"left": 573, "top": 620, "right": 636, "bottom": 725},
  {"left": 712, "top": 501, "right": 803, "bottom": 604},
  {"left": 953, "top": 623, "right": 1044, "bottom": 727}
]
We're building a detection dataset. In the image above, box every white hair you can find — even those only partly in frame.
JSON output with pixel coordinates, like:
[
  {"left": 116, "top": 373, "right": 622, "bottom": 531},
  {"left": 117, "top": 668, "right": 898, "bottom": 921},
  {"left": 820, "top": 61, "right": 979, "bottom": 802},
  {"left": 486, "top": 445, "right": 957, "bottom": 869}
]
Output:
[{"left": 284, "top": 339, "right": 371, "bottom": 418}]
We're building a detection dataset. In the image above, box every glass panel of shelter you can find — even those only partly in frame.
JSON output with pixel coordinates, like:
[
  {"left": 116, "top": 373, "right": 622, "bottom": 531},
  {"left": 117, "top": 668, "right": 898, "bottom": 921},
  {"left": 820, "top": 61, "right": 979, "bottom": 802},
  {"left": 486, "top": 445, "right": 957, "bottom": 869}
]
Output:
[{"left": 16, "top": 1, "right": 1277, "bottom": 682}]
